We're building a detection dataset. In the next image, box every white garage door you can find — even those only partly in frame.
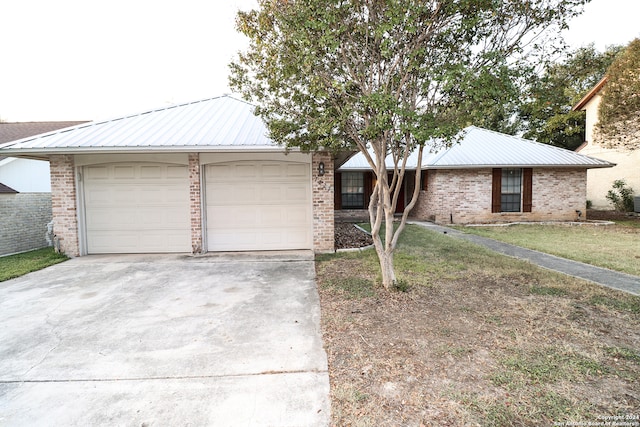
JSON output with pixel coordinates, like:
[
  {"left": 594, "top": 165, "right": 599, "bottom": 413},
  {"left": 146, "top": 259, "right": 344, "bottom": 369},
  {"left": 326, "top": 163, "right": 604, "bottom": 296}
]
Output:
[
  {"left": 83, "top": 163, "right": 191, "bottom": 253},
  {"left": 206, "top": 161, "right": 312, "bottom": 251}
]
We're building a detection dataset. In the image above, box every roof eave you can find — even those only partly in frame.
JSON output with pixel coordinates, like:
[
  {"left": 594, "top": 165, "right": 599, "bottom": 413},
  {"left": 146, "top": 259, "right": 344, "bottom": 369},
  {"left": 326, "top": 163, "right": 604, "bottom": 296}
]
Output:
[
  {"left": 339, "top": 163, "right": 616, "bottom": 171},
  {"left": 0, "top": 145, "right": 299, "bottom": 157},
  {"left": 425, "top": 163, "right": 615, "bottom": 169},
  {"left": 573, "top": 76, "right": 608, "bottom": 111}
]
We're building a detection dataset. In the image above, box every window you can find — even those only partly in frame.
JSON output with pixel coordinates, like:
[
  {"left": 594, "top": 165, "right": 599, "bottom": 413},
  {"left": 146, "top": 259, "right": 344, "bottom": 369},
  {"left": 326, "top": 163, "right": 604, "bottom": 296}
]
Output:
[
  {"left": 341, "top": 172, "right": 364, "bottom": 209},
  {"left": 501, "top": 168, "right": 522, "bottom": 212},
  {"left": 492, "top": 168, "right": 533, "bottom": 213}
]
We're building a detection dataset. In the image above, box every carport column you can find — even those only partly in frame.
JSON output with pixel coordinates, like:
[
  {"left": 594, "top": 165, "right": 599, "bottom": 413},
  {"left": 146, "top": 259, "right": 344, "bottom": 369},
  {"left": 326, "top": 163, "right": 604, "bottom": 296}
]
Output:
[
  {"left": 189, "top": 153, "right": 203, "bottom": 254},
  {"left": 312, "top": 151, "right": 335, "bottom": 253},
  {"left": 49, "top": 155, "right": 80, "bottom": 257}
]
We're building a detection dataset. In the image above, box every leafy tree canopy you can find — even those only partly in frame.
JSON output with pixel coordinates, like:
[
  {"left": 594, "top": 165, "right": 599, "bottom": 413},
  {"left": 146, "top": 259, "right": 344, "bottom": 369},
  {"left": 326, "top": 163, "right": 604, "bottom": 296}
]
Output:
[
  {"left": 595, "top": 38, "right": 640, "bottom": 150},
  {"left": 230, "top": 0, "right": 590, "bottom": 289},
  {"left": 517, "top": 44, "right": 622, "bottom": 150}
]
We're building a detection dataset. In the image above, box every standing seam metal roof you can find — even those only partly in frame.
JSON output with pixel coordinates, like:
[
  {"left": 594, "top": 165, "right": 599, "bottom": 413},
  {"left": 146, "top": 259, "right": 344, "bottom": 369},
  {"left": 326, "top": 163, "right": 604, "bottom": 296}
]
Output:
[
  {"left": 339, "top": 126, "right": 614, "bottom": 170},
  {"left": 0, "top": 96, "right": 276, "bottom": 152}
]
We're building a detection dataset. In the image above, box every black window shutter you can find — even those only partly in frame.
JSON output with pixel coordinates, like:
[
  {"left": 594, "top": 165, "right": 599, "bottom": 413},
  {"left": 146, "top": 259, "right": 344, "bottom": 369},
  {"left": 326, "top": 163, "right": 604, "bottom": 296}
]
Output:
[
  {"left": 334, "top": 172, "right": 342, "bottom": 210},
  {"left": 492, "top": 168, "right": 502, "bottom": 213},
  {"left": 523, "top": 168, "right": 533, "bottom": 212}
]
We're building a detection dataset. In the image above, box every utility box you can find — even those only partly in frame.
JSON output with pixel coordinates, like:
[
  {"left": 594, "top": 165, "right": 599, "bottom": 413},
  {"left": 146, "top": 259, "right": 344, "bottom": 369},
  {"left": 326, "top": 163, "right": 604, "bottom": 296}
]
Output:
[{"left": 635, "top": 196, "right": 640, "bottom": 213}]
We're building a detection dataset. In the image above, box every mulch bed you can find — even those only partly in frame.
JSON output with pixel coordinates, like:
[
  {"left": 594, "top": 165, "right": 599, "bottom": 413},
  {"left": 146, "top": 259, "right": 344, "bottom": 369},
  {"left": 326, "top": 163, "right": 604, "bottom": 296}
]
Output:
[
  {"left": 335, "top": 222, "right": 373, "bottom": 250},
  {"left": 588, "top": 209, "right": 640, "bottom": 222}
]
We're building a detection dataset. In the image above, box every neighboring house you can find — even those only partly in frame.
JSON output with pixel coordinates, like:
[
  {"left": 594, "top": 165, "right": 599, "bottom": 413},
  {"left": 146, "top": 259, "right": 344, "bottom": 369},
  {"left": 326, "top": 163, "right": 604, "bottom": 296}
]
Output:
[
  {"left": 0, "top": 183, "right": 19, "bottom": 194},
  {"left": 0, "top": 121, "right": 87, "bottom": 256},
  {"left": 336, "top": 126, "right": 614, "bottom": 224},
  {"left": 573, "top": 77, "right": 640, "bottom": 209},
  {"left": 0, "top": 122, "right": 87, "bottom": 192},
  {"left": 0, "top": 96, "right": 336, "bottom": 257}
]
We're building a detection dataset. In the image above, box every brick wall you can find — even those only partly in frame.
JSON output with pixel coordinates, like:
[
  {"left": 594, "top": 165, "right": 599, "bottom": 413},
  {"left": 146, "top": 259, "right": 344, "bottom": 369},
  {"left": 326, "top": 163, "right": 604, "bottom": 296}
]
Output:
[
  {"left": 0, "top": 193, "right": 52, "bottom": 256},
  {"left": 49, "top": 155, "right": 80, "bottom": 256},
  {"left": 312, "top": 152, "right": 334, "bottom": 252},
  {"left": 411, "top": 168, "right": 588, "bottom": 224},
  {"left": 188, "top": 153, "right": 203, "bottom": 254}
]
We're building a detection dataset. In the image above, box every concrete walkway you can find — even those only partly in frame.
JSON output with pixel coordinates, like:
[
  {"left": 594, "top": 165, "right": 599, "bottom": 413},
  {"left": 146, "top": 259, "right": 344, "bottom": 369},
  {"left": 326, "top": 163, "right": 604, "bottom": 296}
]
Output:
[
  {"left": 0, "top": 252, "right": 330, "bottom": 426},
  {"left": 410, "top": 221, "right": 640, "bottom": 296}
]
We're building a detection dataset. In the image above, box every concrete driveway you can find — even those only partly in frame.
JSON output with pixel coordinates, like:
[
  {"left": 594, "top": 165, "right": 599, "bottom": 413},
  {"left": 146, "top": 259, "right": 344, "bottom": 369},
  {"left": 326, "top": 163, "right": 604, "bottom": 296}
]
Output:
[{"left": 0, "top": 252, "right": 330, "bottom": 426}]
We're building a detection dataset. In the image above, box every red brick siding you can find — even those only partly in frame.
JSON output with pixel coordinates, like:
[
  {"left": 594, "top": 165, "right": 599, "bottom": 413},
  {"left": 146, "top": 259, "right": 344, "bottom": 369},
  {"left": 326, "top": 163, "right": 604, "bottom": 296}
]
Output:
[
  {"left": 411, "top": 168, "right": 587, "bottom": 224},
  {"left": 188, "top": 153, "right": 203, "bottom": 254},
  {"left": 312, "top": 152, "right": 334, "bottom": 252},
  {"left": 49, "top": 155, "right": 80, "bottom": 256}
]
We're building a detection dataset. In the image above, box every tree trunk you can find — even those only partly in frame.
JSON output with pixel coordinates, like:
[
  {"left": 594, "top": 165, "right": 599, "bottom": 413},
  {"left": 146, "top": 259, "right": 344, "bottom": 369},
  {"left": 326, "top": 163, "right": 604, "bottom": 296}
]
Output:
[
  {"left": 378, "top": 247, "right": 395, "bottom": 289},
  {"left": 368, "top": 144, "right": 424, "bottom": 291}
]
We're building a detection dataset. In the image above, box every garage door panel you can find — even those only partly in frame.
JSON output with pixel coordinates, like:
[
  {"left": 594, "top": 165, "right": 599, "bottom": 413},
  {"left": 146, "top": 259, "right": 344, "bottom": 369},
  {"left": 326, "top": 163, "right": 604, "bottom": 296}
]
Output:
[
  {"left": 209, "top": 183, "right": 308, "bottom": 206},
  {"left": 86, "top": 166, "right": 109, "bottom": 179},
  {"left": 89, "top": 230, "right": 190, "bottom": 253},
  {"left": 205, "top": 160, "right": 312, "bottom": 251},
  {"left": 286, "top": 163, "right": 308, "bottom": 177},
  {"left": 262, "top": 164, "right": 283, "bottom": 178},
  {"left": 139, "top": 165, "right": 162, "bottom": 179},
  {"left": 166, "top": 165, "right": 188, "bottom": 179},
  {"left": 208, "top": 184, "right": 259, "bottom": 205},
  {"left": 86, "top": 209, "right": 136, "bottom": 227},
  {"left": 261, "top": 186, "right": 283, "bottom": 202},
  {"left": 114, "top": 165, "right": 135, "bottom": 179},
  {"left": 286, "top": 185, "right": 308, "bottom": 202},
  {"left": 286, "top": 206, "right": 311, "bottom": 225},
  {"left": 207, "top": 206, "right": 258, "bottom": 224},
  {"left": 84, "top": 163, "right": 190, "bottom": 253}
]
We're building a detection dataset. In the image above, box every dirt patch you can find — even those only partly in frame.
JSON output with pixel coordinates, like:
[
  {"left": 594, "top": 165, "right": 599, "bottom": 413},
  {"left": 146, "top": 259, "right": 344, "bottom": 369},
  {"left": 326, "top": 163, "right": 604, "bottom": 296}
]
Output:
[{"left": 317, "top": 228, "right": 640, "bottom": 426}]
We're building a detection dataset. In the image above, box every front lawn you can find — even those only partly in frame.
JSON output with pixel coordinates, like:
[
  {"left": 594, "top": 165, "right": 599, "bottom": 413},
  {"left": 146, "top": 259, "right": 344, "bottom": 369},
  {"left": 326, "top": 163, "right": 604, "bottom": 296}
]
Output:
[
  {"left": 459, "top": 222, "right": 640, "bottom": 276},
  {"left": 316, "top": 224, "right": 640, "bottom": 426},
  {"left": 0, "top": 248, "right": 68, "bottom": 282}
]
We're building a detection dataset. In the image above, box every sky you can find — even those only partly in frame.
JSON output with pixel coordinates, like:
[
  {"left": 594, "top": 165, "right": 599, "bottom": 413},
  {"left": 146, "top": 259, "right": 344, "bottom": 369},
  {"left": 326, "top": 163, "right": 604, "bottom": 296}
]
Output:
[{"left": 1, "top": 0, "right": 639, "bottom": 122}]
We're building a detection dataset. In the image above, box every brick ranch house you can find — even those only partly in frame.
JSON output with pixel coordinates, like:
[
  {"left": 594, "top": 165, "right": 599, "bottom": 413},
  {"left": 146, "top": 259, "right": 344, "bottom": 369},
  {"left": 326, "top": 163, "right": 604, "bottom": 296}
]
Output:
[
  {"left": 0, "top": 96, "right": 341, "bottom": 256},
  {"left": 0, "top": 99, "right": 614, "bottom": 258},
  {"left": 336, "top": 127, "right": 614, "bottom": 224}
]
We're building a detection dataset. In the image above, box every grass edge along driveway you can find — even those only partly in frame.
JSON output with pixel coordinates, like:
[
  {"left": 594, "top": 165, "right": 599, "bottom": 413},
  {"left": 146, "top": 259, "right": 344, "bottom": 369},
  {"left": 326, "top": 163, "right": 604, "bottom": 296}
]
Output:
[
  {"left": 0, "top": 248, "right": 68, "bottom": 282},
  {"left": 457, "top": 222, "right": 640, "bottom": 276}
]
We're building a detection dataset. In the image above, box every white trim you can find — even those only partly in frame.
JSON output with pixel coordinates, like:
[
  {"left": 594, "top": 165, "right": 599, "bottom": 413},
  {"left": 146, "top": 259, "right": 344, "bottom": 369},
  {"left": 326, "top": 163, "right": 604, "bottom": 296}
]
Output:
[
  {"left": 200, "top": 151, "right": 311, "bottom": 164},
  {"left": 76, "top": 167, "right": 88, "bottom": 256},
  {"left": 74, "top": 153, "right": 189, "bottom": 167},
  {"left": 199, "top": 163, "right": 208, "bottom": 253}
]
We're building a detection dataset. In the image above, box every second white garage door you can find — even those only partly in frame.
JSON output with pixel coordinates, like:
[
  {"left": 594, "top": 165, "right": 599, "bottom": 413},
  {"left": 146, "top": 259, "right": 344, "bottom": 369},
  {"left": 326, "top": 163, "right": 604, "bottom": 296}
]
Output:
[
  {"left": 206, "top": 161, "right": 312, "bottom": 251},
  {"left": 83, "top": 163, "right": 191, "bottom": 254}
]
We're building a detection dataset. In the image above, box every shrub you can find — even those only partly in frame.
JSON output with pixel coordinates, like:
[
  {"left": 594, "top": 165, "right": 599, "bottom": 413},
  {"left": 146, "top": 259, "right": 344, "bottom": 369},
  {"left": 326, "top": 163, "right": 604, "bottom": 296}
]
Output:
[{"left": 606, "top": 179, "right": 634, "bottom": 212}]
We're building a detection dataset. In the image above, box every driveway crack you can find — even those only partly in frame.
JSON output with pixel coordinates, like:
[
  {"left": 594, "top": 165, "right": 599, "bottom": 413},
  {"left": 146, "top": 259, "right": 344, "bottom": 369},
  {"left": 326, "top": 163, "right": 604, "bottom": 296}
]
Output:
[{"left": 2, "top": 368, "right": 329, "bottom": 384}]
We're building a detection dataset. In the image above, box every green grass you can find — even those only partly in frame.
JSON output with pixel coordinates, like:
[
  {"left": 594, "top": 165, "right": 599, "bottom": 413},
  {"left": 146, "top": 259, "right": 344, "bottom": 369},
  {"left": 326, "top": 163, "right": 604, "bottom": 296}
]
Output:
[
  {"left": 604, "top": 346, "right": 640, "bottom": 363},
  {"left": 589, "top": 295, "right": 640, "bottom": 314},
  {"left": 497, "top": 347, "right": 608, "bottom": 385},
  {"left": 0, "top": 248, "right": 68, "bottom": 282},
  {"left": 459, "top": 223, "right": 640, "bottom": 276}
]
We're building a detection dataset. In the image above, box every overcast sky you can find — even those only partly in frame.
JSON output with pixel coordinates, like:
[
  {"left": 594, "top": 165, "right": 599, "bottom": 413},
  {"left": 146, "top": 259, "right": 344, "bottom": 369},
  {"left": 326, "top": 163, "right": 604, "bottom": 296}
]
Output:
[{"left": 1, "top": 0, "right": 639, "bottom": 122}]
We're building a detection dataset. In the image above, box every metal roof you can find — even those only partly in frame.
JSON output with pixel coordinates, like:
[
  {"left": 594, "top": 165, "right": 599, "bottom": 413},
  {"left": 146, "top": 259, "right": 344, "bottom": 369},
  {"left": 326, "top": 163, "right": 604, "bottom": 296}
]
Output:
[
  {"left": 0, "top": 96, "right": 278, "bottom": 155},
  {"left": 339, "top": 126, "right": 614, "bottom": 170}
]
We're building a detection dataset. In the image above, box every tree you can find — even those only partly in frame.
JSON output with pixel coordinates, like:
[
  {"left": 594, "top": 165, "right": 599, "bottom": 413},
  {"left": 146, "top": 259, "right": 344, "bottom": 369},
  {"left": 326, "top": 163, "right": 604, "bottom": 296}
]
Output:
[
  {"left": 595, "top": 38, "right": 640, "bottom": 150},
  {"left": 518, "top": 44, "right": 622, "bottom": 150},
  {"left": 230, "top": 0, "right": 590, "bottom": 290}
]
